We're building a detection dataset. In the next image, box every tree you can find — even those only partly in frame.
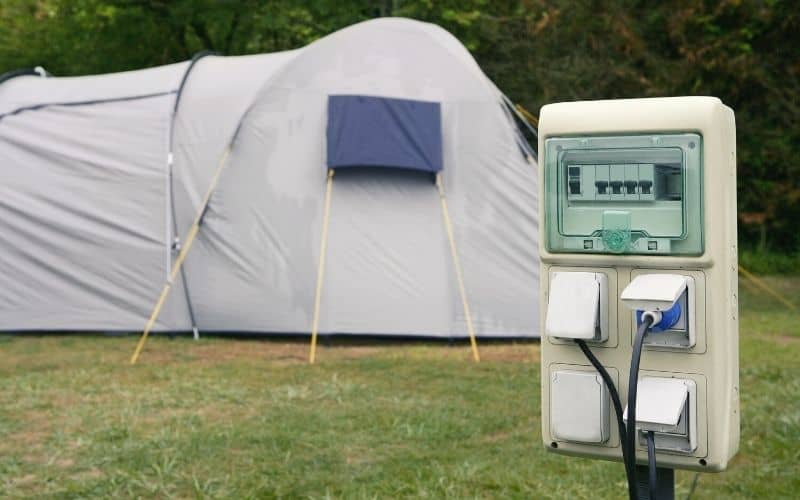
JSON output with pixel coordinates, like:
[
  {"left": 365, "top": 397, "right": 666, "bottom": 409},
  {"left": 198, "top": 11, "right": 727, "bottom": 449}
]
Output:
[{"left": 1, "top": 0, "right": 798, "bottom": 250}]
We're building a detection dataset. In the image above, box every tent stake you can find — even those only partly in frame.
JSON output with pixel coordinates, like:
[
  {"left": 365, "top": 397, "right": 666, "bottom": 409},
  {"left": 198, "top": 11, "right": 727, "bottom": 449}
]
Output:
[
  {"left": 436, "top": 173, "right": 480, "bottom": 362},
  {"left": 130, "top": 146, "right": 231, "bottom": 365},
  {"left": 309, "top": 169, "right": 335, "bottom": 364}
]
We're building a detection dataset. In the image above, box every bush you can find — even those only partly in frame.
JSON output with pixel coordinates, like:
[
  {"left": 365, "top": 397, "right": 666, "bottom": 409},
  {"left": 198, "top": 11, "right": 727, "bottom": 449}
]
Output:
[{"left": 739, "top": 249, "right": 800, "bottom": 275}]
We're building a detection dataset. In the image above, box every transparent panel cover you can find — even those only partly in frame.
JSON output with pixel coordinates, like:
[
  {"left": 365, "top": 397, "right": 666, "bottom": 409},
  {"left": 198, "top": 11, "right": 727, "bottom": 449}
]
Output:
[{"left": 544, "top": 134, "right": 703, "bottom": 255}]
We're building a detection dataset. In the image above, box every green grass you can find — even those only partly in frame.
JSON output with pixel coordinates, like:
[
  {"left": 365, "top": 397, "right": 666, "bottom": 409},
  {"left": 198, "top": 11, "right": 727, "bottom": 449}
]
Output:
[
  {"left": 0, "top": 277, "right": 798, "bottom": 498},
  {"left": 739, "top": 249, "right": 800, "bottom": 275}
]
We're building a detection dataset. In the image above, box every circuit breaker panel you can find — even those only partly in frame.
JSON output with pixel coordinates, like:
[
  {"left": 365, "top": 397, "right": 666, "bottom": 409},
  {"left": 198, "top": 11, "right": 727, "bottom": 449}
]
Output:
[
  {"left": 544, "top": 134, "right": 703, "bottom": 255},
  {"left": 538, "top": 97, "right": 739, "bottom": 472}
]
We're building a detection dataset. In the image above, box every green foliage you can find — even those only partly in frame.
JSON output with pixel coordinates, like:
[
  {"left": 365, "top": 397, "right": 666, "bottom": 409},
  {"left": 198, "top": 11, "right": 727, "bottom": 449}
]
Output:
[
  {"left": 1, "top": 0, "right": 798, "bottom": 250},
  {"left": 740, "top": 249, "right": 800, "bottom": 275}
]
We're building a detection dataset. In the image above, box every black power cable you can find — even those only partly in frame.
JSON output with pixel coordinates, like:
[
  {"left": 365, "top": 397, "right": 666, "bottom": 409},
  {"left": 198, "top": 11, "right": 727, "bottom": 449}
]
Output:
[
  {"left": 574, "top": 315, "right": 660, "bottom": 499},
  {"left": 646, "top": 430, "right": 657, "bottom": 499},
  {"left": 627, "top": 315, "right": 655, "bottom": 496},
  {"left": 574, "top": 339, "right": 636, "bottom": 499}
]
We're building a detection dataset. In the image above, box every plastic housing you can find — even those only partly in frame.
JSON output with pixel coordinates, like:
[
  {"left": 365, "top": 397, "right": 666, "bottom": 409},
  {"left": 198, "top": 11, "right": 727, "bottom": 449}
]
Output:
[
  {"left": 543, "top": 133, "right": 703, "bottom": 255},
  {"left": 538, "top": 97, "right": 739, "bottom": 472}
]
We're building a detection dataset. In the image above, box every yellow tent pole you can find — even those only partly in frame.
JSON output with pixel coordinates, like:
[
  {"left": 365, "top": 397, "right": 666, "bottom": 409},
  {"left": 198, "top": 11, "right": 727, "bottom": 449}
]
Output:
[
  {"left": 130, "top": 146, "right": 231, "bottom": 365},
  {"left": 436, "top": 173, "right": 480, "bottom": 362},
  {"left": 738, "top": 272, "right": 759, "bottom": 294},
  {"left": 738, "top": 265, "right": 797, "bottom": 311},
  {"left": 514, "top": 103, "right": 539, "bottom": 128},
  {"left": 309, "top": 169, "right": 335, "bottom": 364}
]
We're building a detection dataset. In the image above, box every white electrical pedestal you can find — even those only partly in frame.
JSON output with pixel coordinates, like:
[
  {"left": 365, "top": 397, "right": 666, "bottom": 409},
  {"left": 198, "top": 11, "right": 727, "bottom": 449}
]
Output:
[{"left": 538, "top": 97, "right": 740, "bottom": 480}]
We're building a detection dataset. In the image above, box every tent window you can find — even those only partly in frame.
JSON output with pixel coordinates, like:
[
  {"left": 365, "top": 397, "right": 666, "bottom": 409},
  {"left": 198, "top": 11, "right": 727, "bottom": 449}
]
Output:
[{"left": 326, "top": 95, "right": 443, "bottom": 173}]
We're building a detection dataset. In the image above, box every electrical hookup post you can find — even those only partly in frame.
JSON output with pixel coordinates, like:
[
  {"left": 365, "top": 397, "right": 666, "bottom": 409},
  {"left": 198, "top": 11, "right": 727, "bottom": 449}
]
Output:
[{"left": 537, "top": 97, "right": 740, "bottom": 500}]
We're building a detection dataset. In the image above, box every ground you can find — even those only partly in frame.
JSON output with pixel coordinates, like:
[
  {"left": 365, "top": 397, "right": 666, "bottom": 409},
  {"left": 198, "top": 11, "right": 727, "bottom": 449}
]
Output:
[{"left": 0, "top": 277, "right": 798, "bottom": 499}]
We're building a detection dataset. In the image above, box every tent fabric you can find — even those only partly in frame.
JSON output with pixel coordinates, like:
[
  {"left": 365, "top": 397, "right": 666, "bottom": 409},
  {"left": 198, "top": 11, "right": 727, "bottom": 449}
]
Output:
[
  {"left": 326, "top": 95, "right": 443, "bottom": 173},
  {"left": 0, "top": 18, "right": 540, "bottom": 338},
  {"left": 0, "top": 61, "right": 189, "bottom": 114}
]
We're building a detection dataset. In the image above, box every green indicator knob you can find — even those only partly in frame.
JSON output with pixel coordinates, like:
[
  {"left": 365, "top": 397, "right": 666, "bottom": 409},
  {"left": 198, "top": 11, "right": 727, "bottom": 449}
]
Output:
[
  {"left": 601, "top": 210, "right": 632, "bottom": 254},
  {"left": 602, "top": 229, "right": 631, "bottom": 253}
]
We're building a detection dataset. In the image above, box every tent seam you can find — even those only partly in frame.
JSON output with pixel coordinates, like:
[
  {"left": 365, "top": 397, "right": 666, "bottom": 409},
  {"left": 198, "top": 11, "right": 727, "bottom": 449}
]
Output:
[
  {"left": 167, "top": 51, "right": 217, "bottom": 336},
  {"left": 0, "top": 90, "right": 177, "bottom": 123}
]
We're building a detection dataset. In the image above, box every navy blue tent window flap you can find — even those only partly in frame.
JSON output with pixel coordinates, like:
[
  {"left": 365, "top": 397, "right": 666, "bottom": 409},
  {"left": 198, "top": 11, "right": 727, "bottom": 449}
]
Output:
[{"left": 326, "top": 95, "right": 443, "bottom": 173}]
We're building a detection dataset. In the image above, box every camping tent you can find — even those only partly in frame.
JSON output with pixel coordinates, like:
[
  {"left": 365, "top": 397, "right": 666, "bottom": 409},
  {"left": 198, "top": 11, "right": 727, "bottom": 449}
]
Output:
[{"left": 0, "top": 18, "right": 540, "bottom": 339}]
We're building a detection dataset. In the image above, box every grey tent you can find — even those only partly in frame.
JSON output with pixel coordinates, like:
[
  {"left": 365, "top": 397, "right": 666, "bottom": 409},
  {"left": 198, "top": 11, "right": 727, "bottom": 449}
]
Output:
[{"left": 0, "top": 18, "right": 540, "bottom": 339}]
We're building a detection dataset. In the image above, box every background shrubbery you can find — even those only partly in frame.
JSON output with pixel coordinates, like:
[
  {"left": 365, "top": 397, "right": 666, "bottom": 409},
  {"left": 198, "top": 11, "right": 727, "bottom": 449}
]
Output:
[{"left": 2, "top": 0, "right": 798, "bottom": 257}]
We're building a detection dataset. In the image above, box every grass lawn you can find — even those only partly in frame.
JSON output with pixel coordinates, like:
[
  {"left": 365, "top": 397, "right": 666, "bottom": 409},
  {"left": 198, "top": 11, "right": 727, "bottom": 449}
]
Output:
[{"left": 0, "top": 277, "right": 798, "bottom": 499}]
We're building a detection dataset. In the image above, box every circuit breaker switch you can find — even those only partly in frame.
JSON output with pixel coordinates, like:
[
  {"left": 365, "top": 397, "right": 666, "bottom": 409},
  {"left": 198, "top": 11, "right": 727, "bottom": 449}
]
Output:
[{"left": 545, "top": 272, "right": 608, "bottom": 341}]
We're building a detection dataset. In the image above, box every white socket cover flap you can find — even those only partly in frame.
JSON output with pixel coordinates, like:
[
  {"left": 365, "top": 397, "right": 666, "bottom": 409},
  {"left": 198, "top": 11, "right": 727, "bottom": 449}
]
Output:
[
  {"left": 546, "top": 272, "right": 607, "bottom": 339},
  {"left": 551, "top": 370, "right": 609, "bottom": 443},
  {"left": 621, "top": 274, "right": 689, "bottom": 311},
  {"left": 626, "top": 377, "right": 688, "bottom": 426}
]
